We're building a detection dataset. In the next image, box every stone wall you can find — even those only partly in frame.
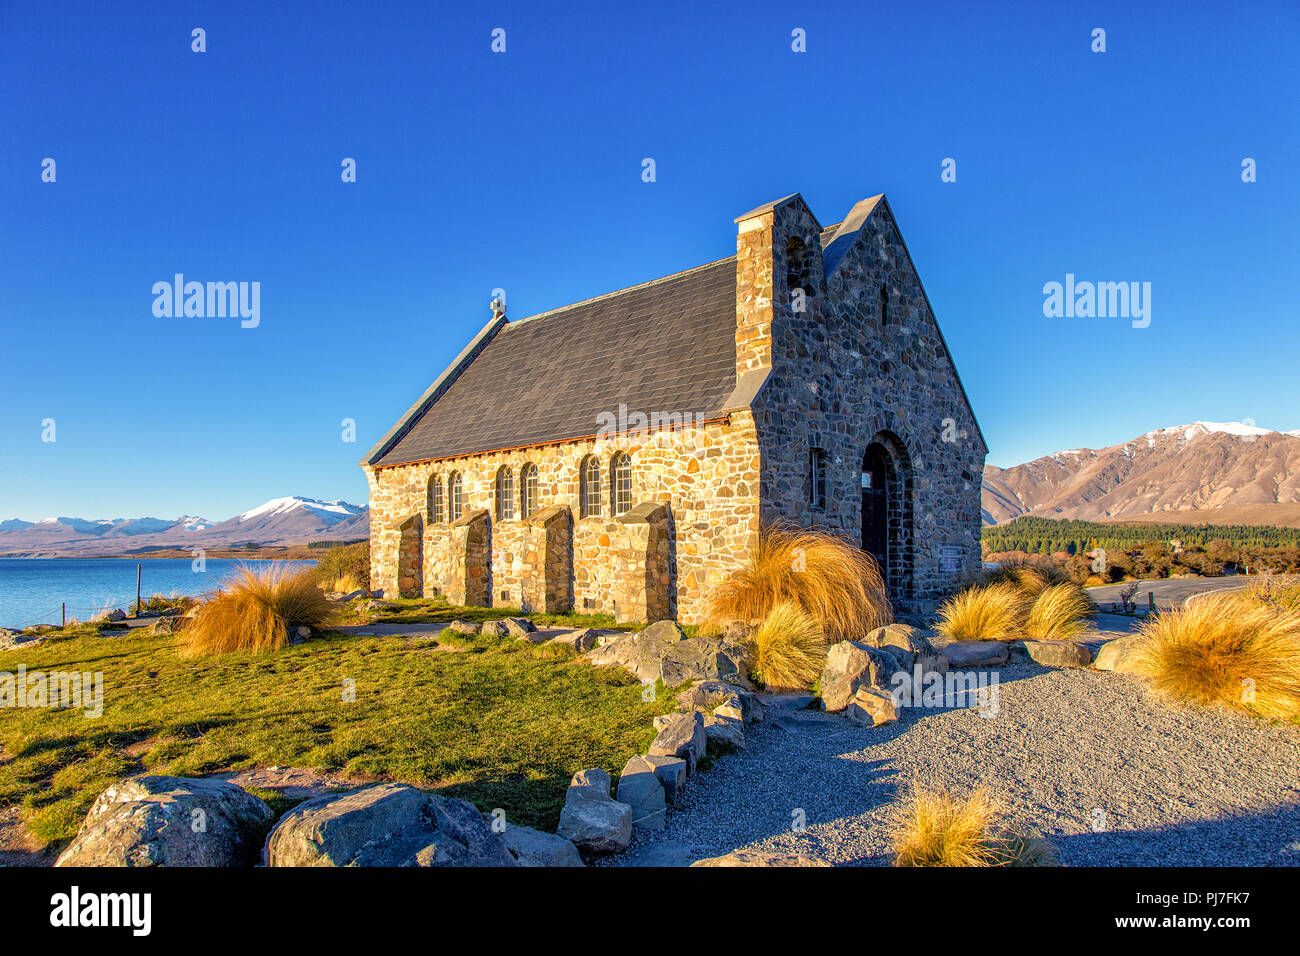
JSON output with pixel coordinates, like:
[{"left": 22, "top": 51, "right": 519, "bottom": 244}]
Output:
[
  {"left": 363, "top": 416, "right": 761, "bottom": 624},
  {"left": 741, "top": 195, "right": 987, "bottom": 613}
]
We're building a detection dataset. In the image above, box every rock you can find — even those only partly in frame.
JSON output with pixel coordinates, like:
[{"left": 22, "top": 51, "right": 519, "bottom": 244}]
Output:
[
  {"left": 701, "top": 713, "right": 746, "bottom": 750},
  {"left": 1022, "top": 640, "right": 1094, "bottom": 668},
  {"left": 638, "top": 754, "right": 688, "bottom": 805},
  {"left": 480, "top": 620, "right": 509, "bottom": 638},
  {"left": 500, "top": 824, "right": 584, "bottom": 867},
  {"left": 675, "top": 679, "right": 762, "bottom": 723},
  {"left": 585, "top": 620, "right": 688, "bottom": 684},
  {"left": 549, "top": 627, "right": 597, "bottom": 652},
  {"left": 101, "top": 609, "right": 126, "bottom": 622},
  {"left": 845, "top": 686, "right": 899, "bottom": 727},
  {"left": 620, "top": 840, "right": 698, "bottom": 867},
  {"left": 939, "top": 640, "right": 1010, "bottom": 668},
  {"left": 502, "top": 617, "right": 537, "bottom": 638},
  {"left": 721, "top": 620, "right": 756, "bottom": 644},
  {"left": 557, "top": 769, "right": 634, "bottom": 853},
  {"left": 658, "top": 636, "right": 752, "bottom": 689},
  {"left": 56, "top": 775, "right": 273, "bottom": 867},
  {"left": 761, "top": 692, "right": 817, "bottom": 711},
  {"left": 691, "top": 850, "right": 832, "bottom": 867},
  {"left": 648, "top": 711, "right": 707, "bottom": 773},
  {"left": 616, "top": 756, "right": 667, "bottom": 831},
  {"left": 148, "top": 617, "right": 176, "bottom": 636},
  {"left": 819, "top": 641, "right": 905, "bottom": 711},
  {"left": 1, "top": 628, "right": 45, "bottom": 650},
  {"left": 341, "top": 589, "right": 370, "bottom": 602},
  {"left": 446, "top": 620, "right": 480, "bottom": 636},
  {"left": 288, "top": 625, "right": 311, "bottom": 645},
  {"left": 1093, "top": 634, "right": 1149, "bottom": 674},
  {"left": 862, "top": 624, "right": 949, "bottom": 675},
  {"left": 325, "top": 591, "right": 346, "bottom": 601},
  {"left": 265, "top": 783, "right": 516, "bottom": 866}
]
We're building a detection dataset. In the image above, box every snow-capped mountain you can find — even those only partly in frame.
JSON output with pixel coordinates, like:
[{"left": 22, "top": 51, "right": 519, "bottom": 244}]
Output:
[
  {"left": 984, "top": 421, "right": 1300, "bottom": 525},
  {"left": 0, "top": 497, "right": 369, "bottom": 556}
]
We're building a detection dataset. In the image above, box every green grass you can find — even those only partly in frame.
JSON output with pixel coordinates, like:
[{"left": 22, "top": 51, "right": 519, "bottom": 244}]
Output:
[{"left": 0, "top": 621, "right": 675, "bottom": 848}]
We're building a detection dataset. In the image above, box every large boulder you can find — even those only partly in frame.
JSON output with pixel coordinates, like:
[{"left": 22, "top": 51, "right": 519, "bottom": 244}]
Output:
[
  {"left": 675, "top": 679, "right": 763, "bottom": 724},
  {"left": 549, "top": 627, "right": 597, "bottom": 652},
  {"left": 501, "top": 824, "right": 584, "bottom": 867},
  {"left": 502, "top": 617, "right": 537, "bottom": 639},
  {"left": 1093, "top": 634, "right": 1149, "bottom": 674},
  {"left": 701, "top": 713, "right": 746, "bottom": 751},
  {"left": 480, "top": 620, "right": 510, "bottom": 639},
  {"left": 845, "top": 686, "right": 899, "bottom": 727},
  {"left": 1022, "top": 640, "right": 1094, "bottom": 668},
  {"left": 585, "top": 620, "right": 688, "bottom": 684},
  {"left": 648, "top": 711, "right": 707, "bottom": 773},
  {"left": 446, "top": 620, "right": 480, "bottom": 636},
  {"left": 56, "top": 776, "right": 273, "bottom": 867},
  {"left": 939, "top": 640, "right": 1010, "bottom": 668},
  {"left": 556, "top": 769, "right": 633, "bottom": 854},
  {"left": 658, "top": 636, "right": 752, "bottom": 689},
  {"left": 1, "top": 628, "right": 46, "bottom": 650},
  {"left": 639, "top": 754, "right": 688, "bottom": 805},
  {"left": 691, "top": 849, "right": 831, "bottom": 867},
  {"left": 265, "top": 783, "right": 516, "bottom": 866},
  {"left": 862, "top": 624, "right": 948, "bottom": 675},
  {"left": 819, "top": 641, "right": 905, "bottom": 712},
  {"left": 616, "top": 756, "right": 668, "bottom": 832}
]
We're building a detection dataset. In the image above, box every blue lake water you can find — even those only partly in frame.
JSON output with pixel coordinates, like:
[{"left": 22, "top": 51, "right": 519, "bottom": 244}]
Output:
[{"left": 0, "top": 558, "right": 316, "bottom": 629}]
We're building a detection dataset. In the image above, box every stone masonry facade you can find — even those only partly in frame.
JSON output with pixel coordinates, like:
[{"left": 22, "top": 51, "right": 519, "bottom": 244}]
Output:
[{"left": 363, "top": 191, "right": 986, "bottom": 622}]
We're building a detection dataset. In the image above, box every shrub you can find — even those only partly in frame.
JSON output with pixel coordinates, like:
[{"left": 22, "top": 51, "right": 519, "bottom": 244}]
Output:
[
  {"left": 1023, "top": 583, "right": 1094, "bottom": 641},
  {"left": 312, "top": 541, "right": 370, "bottom": 592},
  {"left": 1135, "top": 592, "right": 1300, "bottom": 721},
  {"left": 704, "top": 523, "right": 891, "bottom": 643},
  {"left": 891, "top": 787, "right": 1058, "bottom": 867},
  {"left": 183, "top": 564, "right": 336, "bottom": 655},
  {"left": 981, "top": 559, "right": 1069, "bottom": 596},
  {"left": 747, "top": 601, "right": 827, "bottom": 690},
  {"left": 933, "top": 582, "right": 1028, "bottom": 642}
]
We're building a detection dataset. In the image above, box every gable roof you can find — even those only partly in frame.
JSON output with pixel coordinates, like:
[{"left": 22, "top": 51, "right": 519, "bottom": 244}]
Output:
[{"left": 367, "top": 257, "right": 740, "bottom": 467}]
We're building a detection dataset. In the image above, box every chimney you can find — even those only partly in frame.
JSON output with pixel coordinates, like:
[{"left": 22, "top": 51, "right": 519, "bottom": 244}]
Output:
[{"left": 733, "top": 193, "right": 823, "bottom": 376}]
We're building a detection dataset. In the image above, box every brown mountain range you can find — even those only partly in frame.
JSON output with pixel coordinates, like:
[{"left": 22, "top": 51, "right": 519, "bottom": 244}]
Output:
[{"left": 983, "top": 422, "right": 1300, "bottom": 526}]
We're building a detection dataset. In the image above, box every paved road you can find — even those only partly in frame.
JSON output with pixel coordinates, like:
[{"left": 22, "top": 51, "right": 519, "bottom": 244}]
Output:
[{"left": 1086, "top": 575, "right": 1296, "bottom": 612}]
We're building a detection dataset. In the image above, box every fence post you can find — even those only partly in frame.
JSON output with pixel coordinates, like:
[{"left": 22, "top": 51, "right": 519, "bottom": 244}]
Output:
[
  {"left": 62, "top": 602, "right": 66, "bottom": 628},
  {"left": 1148, "top": 592, "right": 1155, "bottom": 614},
  {"left": 137, "top": 563, "right": 142, "bottom": 616}
]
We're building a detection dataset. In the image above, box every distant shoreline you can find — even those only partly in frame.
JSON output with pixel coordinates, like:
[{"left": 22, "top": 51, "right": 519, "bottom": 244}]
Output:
[{"left": 0, "top": 546, "right": 322, "bottom": 561}]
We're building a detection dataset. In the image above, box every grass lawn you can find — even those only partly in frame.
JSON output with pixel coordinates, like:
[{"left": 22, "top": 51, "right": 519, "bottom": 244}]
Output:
[{"left": 0, "top": 620, "right": 676, "bottom": 849}]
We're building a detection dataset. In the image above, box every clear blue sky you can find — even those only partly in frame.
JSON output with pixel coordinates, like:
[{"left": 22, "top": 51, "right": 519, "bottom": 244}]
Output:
[{"left": 2, "top": 1, "right": 1297, "bottom": 520}]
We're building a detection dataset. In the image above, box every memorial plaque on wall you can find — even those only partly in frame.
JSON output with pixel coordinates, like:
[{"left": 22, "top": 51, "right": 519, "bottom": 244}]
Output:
[{"left": 939, "top": 543, "right": 962, "bottom": 574}]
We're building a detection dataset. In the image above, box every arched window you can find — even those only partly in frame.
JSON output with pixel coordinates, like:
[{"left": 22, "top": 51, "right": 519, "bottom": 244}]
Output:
[
  {"left": 611, "top": 452, "right": 633, "bottom": 516},
  {"left": 495, "top": 466, "right": 514, "bottom": 521},
  {"left": 520, "top": 463, "right": 539, "bottom": 519},
  {"left": 580, "top": 455, "right": 602, "bottom": 518},
  {"left": 427, "top": 474, "right": 444, "bottom": 523},
  {"left": 786, "top": 237, "right": 816, "bottom": 299},
  {"left": 880, "top": 281, "right": 889, "bottom": 326},
  {"left": 448, "top": 471, "right": 464, "bottom": 521}
]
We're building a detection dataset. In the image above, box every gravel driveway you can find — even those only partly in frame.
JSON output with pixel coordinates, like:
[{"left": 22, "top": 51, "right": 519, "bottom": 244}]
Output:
[{"left": 614, "top": 663, "right": 1300, "bottom": 866}]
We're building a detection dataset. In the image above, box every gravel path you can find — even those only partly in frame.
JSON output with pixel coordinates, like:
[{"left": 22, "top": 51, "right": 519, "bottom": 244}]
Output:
[{"left": 614, "top": 663, "right": 1300, "bottom": 866}]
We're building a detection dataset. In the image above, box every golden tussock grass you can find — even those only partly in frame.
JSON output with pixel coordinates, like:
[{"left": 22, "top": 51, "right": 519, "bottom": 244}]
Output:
[
  {"left": 934, "top": 581, "right": 1028, "bottom": 642},
  {"left": 1135, "top": 591, "right": 1300, "bottom": 721},
  {"left": 182, "top": 563, "right": 336, "bottom": 655},
  {"left": 891, "top": 787, "right": 1059, "bottom": 867},
  {"left": 747, "top": 600, "right": 827, "bottom": 691},
  {"left": 1023, "top": 583, "right": 1095, "bottom": 641},
  {"left": 704, "top": 523, "right": 891, "bottom": 644}
]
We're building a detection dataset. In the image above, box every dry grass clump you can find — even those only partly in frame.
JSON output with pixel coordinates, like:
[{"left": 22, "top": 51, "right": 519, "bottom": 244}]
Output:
[
  {"left": 980, "top": 559, "right": 1069, "bottom": 596},
  {"left": 704, "top": 523, "right": 891, "bottom": 643},
  {"left": 934, "top": 582, "right": 1028, "bottom": 642},
  {"left": 1023, "top": 583, "right": 1094, "bottom": 641},
  {"left": 747, "top": 601, "right": 827, "bottom": 691},
  {"left": 1135, "top": 591, "right": 1300, "bottom": 721},
  {"left": 891, "top": 787, "right": 1059, "bottom": 867},
  {"left": 183, "top": 564, "right": 335, "bottom": 655}
]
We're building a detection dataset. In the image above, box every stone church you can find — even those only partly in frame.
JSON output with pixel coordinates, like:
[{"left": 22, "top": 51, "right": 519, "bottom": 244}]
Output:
[{"left": 361, "top": 192, "right": 986, "bottom": 624}]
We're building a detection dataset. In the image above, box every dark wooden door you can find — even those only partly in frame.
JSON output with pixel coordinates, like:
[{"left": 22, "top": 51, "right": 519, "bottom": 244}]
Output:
[{"left": 862, "top": 445, "right": 889, "bottom": 588}]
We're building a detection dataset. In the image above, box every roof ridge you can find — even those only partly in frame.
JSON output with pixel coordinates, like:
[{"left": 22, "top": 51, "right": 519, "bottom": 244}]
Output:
[{"left": 504, "top": 255, "right": 737, "bottom": 330}]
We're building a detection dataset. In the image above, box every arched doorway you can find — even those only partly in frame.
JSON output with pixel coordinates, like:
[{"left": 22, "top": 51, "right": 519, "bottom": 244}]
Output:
[
  {"left": 861, "top": 445, "right": 891, "bottom": 590},
  {"left": 862, "top": 433, "right": 914, "bottom": 606}
]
